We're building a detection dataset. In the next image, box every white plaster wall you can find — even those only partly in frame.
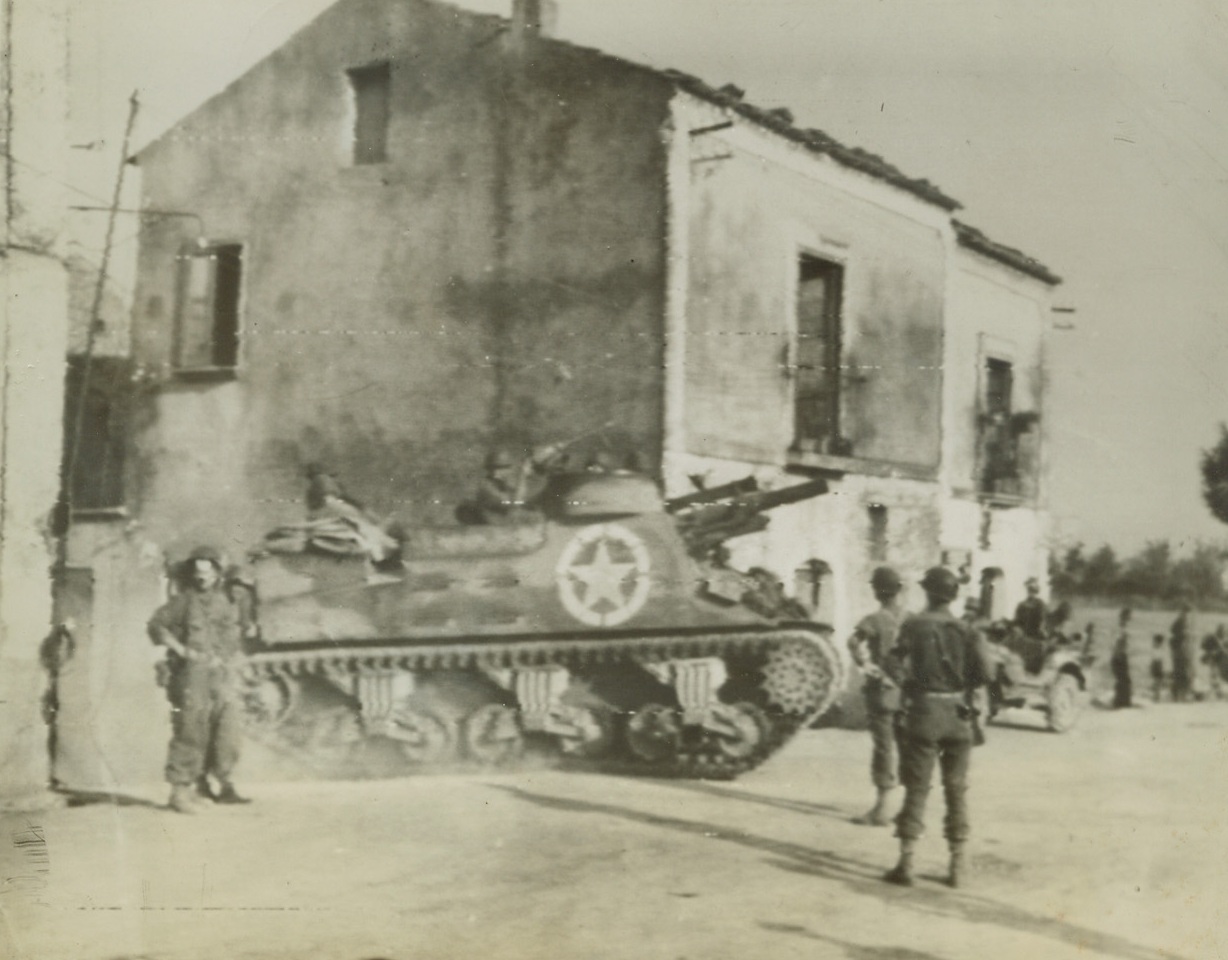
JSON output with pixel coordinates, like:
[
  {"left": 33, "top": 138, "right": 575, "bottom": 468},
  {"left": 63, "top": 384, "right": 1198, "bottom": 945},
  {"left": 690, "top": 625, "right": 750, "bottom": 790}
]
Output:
[
  {"left": 666, "top": 450, "right": 947, "bottom": 642},
  {"left": 0, "top": 0, "right": 70, "bottom": 798},
  {"left": 666, "top": 92, "right": 950, "bottom": 471},
  {"left": 0, "top": 254, "right": 69, "bottom": 649}
]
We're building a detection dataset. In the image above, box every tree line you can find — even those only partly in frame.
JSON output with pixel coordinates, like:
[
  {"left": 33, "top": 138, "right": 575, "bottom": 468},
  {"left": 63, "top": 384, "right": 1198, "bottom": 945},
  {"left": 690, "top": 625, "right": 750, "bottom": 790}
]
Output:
[{"left": 1049, "top": 541, "right": 1227, "bottom": 608}]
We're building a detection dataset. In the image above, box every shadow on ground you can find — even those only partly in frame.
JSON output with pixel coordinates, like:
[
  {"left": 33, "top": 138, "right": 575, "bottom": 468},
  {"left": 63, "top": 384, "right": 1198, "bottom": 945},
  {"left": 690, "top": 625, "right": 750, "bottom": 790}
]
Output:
[
  {"left": 759, "top": 923, "right": 946, "bottom": 960},
  {"left": 492, "top": 784, "right": 1191, "bottom": 960},
  {"left": 647, "top": 778, "right": 851, "bottom": 820},
  {"left": 57, "top": 790, "right": 162, "bottom": 810}
]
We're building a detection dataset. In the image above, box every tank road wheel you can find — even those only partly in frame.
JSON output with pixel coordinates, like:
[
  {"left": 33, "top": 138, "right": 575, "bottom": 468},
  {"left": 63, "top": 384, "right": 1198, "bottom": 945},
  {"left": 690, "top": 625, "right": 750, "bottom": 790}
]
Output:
[
  {"left": 761, "top": 640, "right": 836, "bottom": 716},
  {"left": 387, "top": 709, "right": 453, "bottom": 764},
  {"left": 1046, "top": 673, "right": 1083, "bottom": 733},
  {"left": 560, "top": 709, "right": 616, "bottom": 759},
  {"left": 709, "top": 702, "right": 771, "bottom": 761},
  {"left": 464, "top": 704, "right": 525, "bottom": 765},
  {"left": 626, "top": 704, "right": 681, "bottom": 763},
  {"left": 241, "top": 672, "right": 299, "bottom": 730}
]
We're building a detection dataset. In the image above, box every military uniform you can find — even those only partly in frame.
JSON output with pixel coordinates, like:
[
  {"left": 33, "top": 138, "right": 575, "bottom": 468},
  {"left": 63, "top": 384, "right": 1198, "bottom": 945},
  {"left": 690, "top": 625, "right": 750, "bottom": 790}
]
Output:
[
  {"left": 1170, "top": 611, "right": 1193, "bottom": 702},
  {"left": 1110, "top": 631, "right": 1133, "bottom": 709},
  {"left": 849, "top": 607, "right": 904, "bottom": 794},
  {"left": 148, "top": 582, "right": 246, "bottom": 797},
  {"left": 889, "top": 608, "right": 988, "bottom": 843},
  {"left": 883, "top": 569, "right": 989, "bottom": 887},
  {"left": 1014, "top": 595, "right": 1047, "bottom": 640}
]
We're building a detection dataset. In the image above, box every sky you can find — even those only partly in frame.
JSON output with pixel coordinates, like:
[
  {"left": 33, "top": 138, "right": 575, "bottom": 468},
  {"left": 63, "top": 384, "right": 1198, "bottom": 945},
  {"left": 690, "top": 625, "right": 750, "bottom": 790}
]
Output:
[{"left": 65, "top": 0, "right": 1228, "bottom": 554}]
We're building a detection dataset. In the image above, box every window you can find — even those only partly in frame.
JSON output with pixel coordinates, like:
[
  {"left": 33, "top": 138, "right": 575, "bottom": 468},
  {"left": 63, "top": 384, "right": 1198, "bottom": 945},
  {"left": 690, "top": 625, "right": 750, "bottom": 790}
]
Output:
[
  {"left": 793, "top": 255, "right": 844, "bottom": 453},
  {"left": 985, "top": 358, "right": 1013, "bottom": 419},
  {"left": 793, "top": 559, "right": 833, "bottom": 619},
  {"left": 174, "top": 244, "right": 242, "bottom": 370},
  {"left": 348, "top": 62, "right": 391, "bottom": 165},
  {"left": 62, "top": 356, "right": 128, "bottom": 513},
  {"left": 867, "top": 503, "right": 888, "bottom": 562},
  {"left": 980, "top": 357, "right": 1019, "bottom": 494}
]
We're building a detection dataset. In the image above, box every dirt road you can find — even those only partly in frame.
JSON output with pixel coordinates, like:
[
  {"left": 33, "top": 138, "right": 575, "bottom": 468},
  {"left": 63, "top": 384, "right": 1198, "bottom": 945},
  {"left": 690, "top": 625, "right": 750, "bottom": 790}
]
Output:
[{"left": 2, "top": 697, "right": 1225, "bottom": 960}]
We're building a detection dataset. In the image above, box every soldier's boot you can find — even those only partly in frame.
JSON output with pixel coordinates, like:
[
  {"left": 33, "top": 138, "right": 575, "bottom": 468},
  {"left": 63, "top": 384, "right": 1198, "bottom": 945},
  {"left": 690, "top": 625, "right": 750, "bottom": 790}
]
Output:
[
  {"left": 946, "top": 842, "right": 966, "bottom": 889},
  {"left": 194, "top": 775, "right": 217, "bottom": 802},
  {"left": 883, "top": 839, "right": 915, "bottom": 886},
  {"left": 853, "top": 788, "right": 894, "bottom": 826},
  {"left": 214, "top": 781, "right": 252, "bottom": 805},
  {"left": 168, "top": 784, "right": 199, "bottom": 815}
]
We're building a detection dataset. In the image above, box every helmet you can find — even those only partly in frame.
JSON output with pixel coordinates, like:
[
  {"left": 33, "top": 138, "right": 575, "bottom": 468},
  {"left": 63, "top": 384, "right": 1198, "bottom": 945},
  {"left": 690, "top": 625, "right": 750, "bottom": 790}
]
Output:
[
  {"left": 869, "top": 566, "right": 902, "bottom": 595},
  {"left": 920, "top": 566, "right": 960, "bottom": 602},
  {"left": 187, "top": 545, "right": 223, "bottom": 569},
  {"left": 485, "top": 449, "right": 515, "bottom": 471}
]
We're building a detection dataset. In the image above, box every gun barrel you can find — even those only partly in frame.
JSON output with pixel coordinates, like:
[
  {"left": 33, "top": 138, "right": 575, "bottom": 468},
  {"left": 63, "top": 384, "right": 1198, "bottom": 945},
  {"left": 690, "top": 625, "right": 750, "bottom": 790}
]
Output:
[
  {"left": 751, "top": 478, "right": 829, "bottom": 510},
  {"left": 665, "top": 476, "right": 759, "bottom": 513}
]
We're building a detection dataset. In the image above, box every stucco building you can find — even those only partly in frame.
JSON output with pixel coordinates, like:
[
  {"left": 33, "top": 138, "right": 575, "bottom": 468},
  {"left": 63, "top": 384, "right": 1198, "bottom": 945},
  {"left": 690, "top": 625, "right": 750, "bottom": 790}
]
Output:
[
  {"left": 0, "top": 0, "right": 71, "bottom": 805},
  {"left": 57, "top": 0, "right": 1060, "bottom": 786}
]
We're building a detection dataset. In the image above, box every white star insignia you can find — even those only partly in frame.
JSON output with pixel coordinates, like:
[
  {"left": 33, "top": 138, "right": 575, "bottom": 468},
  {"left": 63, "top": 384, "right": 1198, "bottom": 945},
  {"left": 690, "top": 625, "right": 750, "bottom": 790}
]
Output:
[{"left": 569, "top": 538, "right": 638, "bottom": 612}]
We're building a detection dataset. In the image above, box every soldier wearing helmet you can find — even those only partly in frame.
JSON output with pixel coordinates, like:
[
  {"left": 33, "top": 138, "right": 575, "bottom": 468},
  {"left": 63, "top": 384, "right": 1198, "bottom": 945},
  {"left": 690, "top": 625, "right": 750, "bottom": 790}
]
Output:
[
  {"left": 847, "top": 565, "right": 906, "bottom": 827},
  {"left": 882, "top": 565, "right": 991, "bottom": 889},
  {"left": 1014, "top": 576, "right": 1047, "bottom": 640},
  {"left": 148, "top": 545, "right": 254, "bottom": 813},
  {"left": 459, "top": 446, "right": 552, "bottom": 525}
]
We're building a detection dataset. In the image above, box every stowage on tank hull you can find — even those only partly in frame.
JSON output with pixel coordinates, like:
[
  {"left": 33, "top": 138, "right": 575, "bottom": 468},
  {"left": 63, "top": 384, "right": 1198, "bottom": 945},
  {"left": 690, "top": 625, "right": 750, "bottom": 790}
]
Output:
[{"left": 240, "top": 473, "right": 844, "bottom": 779}]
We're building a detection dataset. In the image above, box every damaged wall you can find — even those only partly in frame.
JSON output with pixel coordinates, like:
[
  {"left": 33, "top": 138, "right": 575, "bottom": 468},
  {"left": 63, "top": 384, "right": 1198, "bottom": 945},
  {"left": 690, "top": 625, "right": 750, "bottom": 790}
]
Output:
[
  {"left": 129, "top": 0, "right": 671, "bottom": 557},
  {"left": 0, "top": 0, "right": 70, "bottom": 803},
  {"left": 672, "top": 92, "right": 948, "bottom": 472},
  {"left": 64, "top": 0, "right": 673, "bottom": 789}
]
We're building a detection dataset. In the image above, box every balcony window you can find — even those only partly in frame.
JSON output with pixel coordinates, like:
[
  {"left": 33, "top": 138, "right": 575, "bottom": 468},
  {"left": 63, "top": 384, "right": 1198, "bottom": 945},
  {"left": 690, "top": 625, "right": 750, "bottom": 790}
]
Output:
[{"left": 793, "top": 255, "right": 845, "bottom": 454}]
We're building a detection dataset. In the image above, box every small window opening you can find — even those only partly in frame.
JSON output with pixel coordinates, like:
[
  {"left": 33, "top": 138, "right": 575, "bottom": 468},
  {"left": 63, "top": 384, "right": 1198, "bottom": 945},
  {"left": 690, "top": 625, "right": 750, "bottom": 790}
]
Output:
[
  {"left": 174, "top": 244, "right": 242, "bottom": 369},
  {"left": 793, "top": 559, "right": 833, "bottom": 618},
  {"left": 867, "top": 503, "right": 888, "bottom": 562},
  {"left": 979, "top": 566, "right": 1004, "bottom": 620},
  {"left": 348, "top": 62, "right": 391, "bottom": 165}
]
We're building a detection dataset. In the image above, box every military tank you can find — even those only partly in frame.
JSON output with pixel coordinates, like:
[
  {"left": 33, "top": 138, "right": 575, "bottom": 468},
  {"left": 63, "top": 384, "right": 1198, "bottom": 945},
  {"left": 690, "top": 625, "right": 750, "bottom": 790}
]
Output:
[{"left": 239, "top": 467, "right": 843, "bottom": 780}]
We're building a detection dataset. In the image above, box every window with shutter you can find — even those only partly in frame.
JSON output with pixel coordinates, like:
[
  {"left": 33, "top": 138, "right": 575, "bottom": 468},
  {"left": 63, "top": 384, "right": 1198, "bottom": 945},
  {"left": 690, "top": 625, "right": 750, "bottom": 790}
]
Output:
[{"left": 173, "top": 244, "right": 242, "bottom": 370}]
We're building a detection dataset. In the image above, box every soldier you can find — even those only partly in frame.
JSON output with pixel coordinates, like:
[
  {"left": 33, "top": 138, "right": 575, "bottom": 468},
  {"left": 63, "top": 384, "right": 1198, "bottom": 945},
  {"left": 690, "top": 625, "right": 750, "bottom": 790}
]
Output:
[
  {"left": 847, "top": 566, "right": 906, "bottom": 827},
  {"left": 1013, "top": 577, "right": 1047, "bottom": 640},
  {"left": 883, "top": 566, "right": 990, "bottom": 889},
  {"left": 1200, "top": 625, "right": 1226, "bottom": 700},
  {"left": 1170, "top": 603, "right": 1194, "bottom": 703},
  {"left": 148, "top": 546, "right": 254, "bottom": 813},
  {"left": 304, "top": 463, "right": 400, "bottom": 563},
  {"left": 1110, "top": 607, "right": 1133, "bottom": 709},
  {"left": 458, "top": 448, "right": 551, "bottom": 525},
  {"left": 1149, "top": 634, "right": 1167, "bottom": 703}
]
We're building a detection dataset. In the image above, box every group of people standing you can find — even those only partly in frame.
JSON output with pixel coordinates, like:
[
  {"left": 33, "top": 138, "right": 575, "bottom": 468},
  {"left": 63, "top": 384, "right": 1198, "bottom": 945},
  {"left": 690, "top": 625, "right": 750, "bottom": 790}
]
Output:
[
  {"left": 1111, "top": 603, "right": 1228, "bottom": 708},
  {"left": 846, "top": 564, "right": 990, "bottom": 889}
]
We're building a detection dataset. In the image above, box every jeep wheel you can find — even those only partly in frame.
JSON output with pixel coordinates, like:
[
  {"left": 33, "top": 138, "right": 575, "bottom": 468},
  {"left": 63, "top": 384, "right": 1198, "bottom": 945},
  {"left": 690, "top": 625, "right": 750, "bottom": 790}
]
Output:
[{"left": 1046, "top": 673, "right": 1082, "bottom": 732}]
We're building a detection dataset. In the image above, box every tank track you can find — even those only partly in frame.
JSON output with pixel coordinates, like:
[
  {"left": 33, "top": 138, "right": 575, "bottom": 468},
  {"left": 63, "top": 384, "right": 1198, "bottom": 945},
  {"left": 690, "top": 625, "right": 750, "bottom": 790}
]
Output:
[{"left": 242, "top": 625, "right": 843, "bottom": 780}]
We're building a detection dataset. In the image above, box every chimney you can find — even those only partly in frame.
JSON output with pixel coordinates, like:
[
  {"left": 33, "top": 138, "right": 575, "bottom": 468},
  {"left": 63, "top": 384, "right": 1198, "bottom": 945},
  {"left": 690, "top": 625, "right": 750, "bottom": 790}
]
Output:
[{"left": 511, "top": 0, "right": 557, "bottom": 42}]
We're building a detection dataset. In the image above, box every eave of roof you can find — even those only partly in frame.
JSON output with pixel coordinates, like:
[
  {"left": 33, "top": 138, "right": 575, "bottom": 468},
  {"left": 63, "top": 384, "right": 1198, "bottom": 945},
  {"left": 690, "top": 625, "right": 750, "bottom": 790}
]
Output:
[
  {"left": 662, "top": 70, "right": 963, "bottom": 213},
  {"left": 130, "top": 0, "right": 1055, "bottom": 279},
  {"left": 130, "top": 0, "right": 962, "bottom": 214},
  {"left": 953, "top": 220, "right": 1062, "bottom": 286}
]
